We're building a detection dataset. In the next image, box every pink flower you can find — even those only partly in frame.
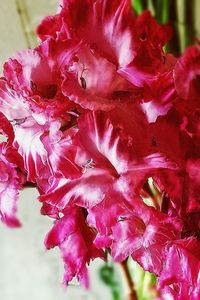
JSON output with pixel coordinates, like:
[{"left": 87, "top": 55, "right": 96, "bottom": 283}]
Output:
[
  {"left": 38, "top": 0, "right": 136, "bottom": 68},
  {"left": 61, "top": 44, "right": 136, "bottom": 111},
  {"left": 39, "top": 109, "right": 178, "bottom": 233},
  {"left": 110, "top": 205, "right": 181, "bottom": 275},
  {"left": 0, "top": 0, "right": 200, "bottom": 293},
  {"left": 118, "top": 10, "right": 172, "bottom": 87},
  {"left": 37, "top": 1, "right": 171, "bottom": 87},
  {"left": 158, "top": 238, "right": 200, "bottom": 299},
  {"left": 0, "top": 38, "right": 85, "bottom": 181},
  {"left": 174, "top": 45, "right": 200, "bottom": 100},
  {"left": 45, "top": 206, "right": 104, "bottom": 287},
  {"left": 3, "top": 38, "right": 82, "bottom": 122}
]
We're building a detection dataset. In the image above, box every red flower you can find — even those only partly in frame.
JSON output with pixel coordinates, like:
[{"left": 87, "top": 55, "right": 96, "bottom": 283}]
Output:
[
  {"left": 118, "top": 11, "right": 172, "bottom": 86},
  {"left": 38, "top": 0, "right": 136, "bottom": 69}
]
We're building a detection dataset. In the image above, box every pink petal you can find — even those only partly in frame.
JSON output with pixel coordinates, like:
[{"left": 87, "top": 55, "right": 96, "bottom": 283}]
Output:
[
  {"left": 45, "top": 207, "right": 104, "bottom": 287},
  {"left": 141, "top": 72, "right": 176, "bottom": 123},
  {"left": 111, "top": 206, "right": 180, "bottom": 275},
  {"left": 158, "top": 238, "right": 200, "bottom": 298},
  {"left": 37, "top": 0, "right": 136, "bottom": 68},
  {"left": 174, "top": 45, "right": 200, "bottom": 100},
  {"left": 0, "top": 79, "right": 30, "bottom": 121},
  {"left": 0, "top": 144, "right": 22, "bottom": 227},
  {"left": 62, "top": 45, "right": 134, "bottom": 111},
  {"left": 13, "top": 117, "right": 47, "bottom": 182}
]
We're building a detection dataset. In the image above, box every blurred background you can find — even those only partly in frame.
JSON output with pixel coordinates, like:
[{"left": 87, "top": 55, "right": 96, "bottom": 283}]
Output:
[{"left": 0, "top": 1, "right": 200, "bottom": 300}]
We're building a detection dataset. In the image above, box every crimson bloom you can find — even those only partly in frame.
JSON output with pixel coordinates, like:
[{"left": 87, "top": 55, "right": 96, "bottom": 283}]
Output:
[{"left": 0, "top": 0, "right": 200, "bottom": 296}]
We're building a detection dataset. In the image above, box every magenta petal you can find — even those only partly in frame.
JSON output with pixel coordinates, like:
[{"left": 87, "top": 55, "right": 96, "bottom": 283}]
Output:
[
  {"left": 0, "top": 145, "right": 22, "bottom": 227},
  {"left": 141, "top": 72, "right": 176, "bottom": 123},
  {"left": 174, "top": 45, "right": 200, "bottom": 100},
  {"left": 37, "top": 14, "right": 63, "bottom": 41},
  {"left": 45, "top": 208, "right": 77, "bottom": 249},
  {"left": 42, "top": 131, "right": 82, "bottom": 180},
  {"left": 0, "top": 114, "right": 23, "bottom": 227},
  {"left": 158, "top": 238, "right": 200, "bottom": 298},
  {"left": 111, "top": 206, "right": 180, "bottom": 275},
  {"left": 13, "top": 118, "right": 47, "bottom": 182},
  {"left": 0, "top": 79, "right": 30, "bottom": 122},
  {"left": 45, "top": 207, "right": 104, "bottom": 287},
  {"left": 62, "top": 45, "right": 134, "bottom": 111}
]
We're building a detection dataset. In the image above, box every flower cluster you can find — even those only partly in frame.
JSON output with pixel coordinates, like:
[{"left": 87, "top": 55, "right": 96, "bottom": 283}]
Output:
[{"left": 0, "top": 0, "right": 200, "bottom": 298}]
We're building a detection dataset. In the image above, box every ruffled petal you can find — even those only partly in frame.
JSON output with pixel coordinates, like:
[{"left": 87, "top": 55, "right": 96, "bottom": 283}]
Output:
[
  {"left": 13, "top": 117, "right": 47, "bottom": 181},
  {"left": 0, "top": 152, "right": 21, "bottom": 227},
  {"left": 111, "top": 206, "right": 180, "bottom": 275},
  {"left": 62, "top": 45, "right": 135, "bottom": 111},
  {"left": 174, "top": 45, "right": 200, "bottom": 100},
  {"left": 158, "top": 238, "right": 200, "bottom": 299},
  {"left": 45, "top": 206, "right": 104, "bottom": 287}
]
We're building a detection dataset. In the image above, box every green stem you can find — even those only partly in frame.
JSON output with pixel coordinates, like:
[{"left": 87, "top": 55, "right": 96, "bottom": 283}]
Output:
[
  {"left": 156, "top": 0, "right": 170, "bottom": 24},
  {"left": 194, "top": 0, "right": 200, "bottom": 39},
  {"left": 131, "top": 0, "right": 144, "bottom": 15},
  {"left": 176, "top": 0, "right": 190, "bottom": 53},
  {"left": 112, "top": 289, "right": 120, "bottom": 300},
  {"left": 147, "top": 0, "right": 155, "bottom": 16},
  {"left": 99, "top": 261, "right": 121, "bottom": 300}
]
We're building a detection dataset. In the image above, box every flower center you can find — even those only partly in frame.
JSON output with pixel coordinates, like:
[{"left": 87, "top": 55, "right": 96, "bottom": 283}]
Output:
[{"left": 81, "top": 158, "right": 95, "bottom": 174}]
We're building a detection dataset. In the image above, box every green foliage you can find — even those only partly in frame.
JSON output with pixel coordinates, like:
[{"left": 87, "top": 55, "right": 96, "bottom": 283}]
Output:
[
  {"left": 131, "top": 0, "right": 144, "bottom": 15},
  {"left": 155, "top": 0, "right": 170, "bottom": 24},
  {"left": 99, "top": 263, "right": 121, "bottom": 300}
]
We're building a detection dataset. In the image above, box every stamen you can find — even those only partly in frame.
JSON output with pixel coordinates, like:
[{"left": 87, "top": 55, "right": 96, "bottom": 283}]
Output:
[
  {"left": 82, "top": 158, "right": 95, "bottom": 174},
  {"left": 118, "top": 216, "right": 126, "bottom": 222},
  {"left": 67, "top": 111, "right": 80, "bottom": 118},
  {"left": 80, "top": 77, "right": 87, "bottom": 89},
  {"left": 80, "top": 64, "right": 88, "bottom": 89},
  {"left": 10, "top": 118, "right": 27, "bottom": 126}
]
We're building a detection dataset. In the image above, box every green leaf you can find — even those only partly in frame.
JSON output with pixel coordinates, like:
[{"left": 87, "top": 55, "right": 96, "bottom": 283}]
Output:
[
  {"left": 155, "top": 0, "right": 170, "bottom": 24},
  {"left": 99, "top": 264, "right": 115, "bottom": 286},
  {"left": 147, "top": 0, "right": 155, "bottom": 16},
  {"left": 99, "top": 263, "right": 121, "bottom": 300}
]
